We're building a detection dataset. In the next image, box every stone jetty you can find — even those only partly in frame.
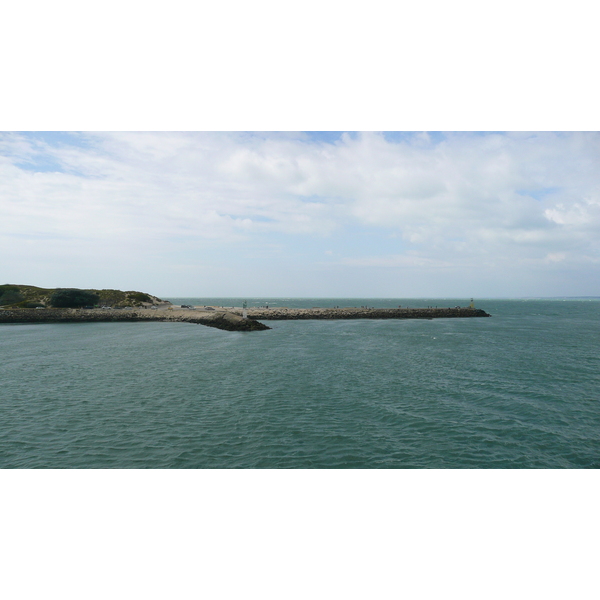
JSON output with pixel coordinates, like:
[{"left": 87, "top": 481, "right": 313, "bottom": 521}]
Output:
[
  {"left": 0, "top": 305, "right": 491, "bottom": 333},
  {"left": 233, "top": 306, "right": 491, "bottom": 321},
  {"left": 0, "top": 307, "right": 271, "bottom": 332}
]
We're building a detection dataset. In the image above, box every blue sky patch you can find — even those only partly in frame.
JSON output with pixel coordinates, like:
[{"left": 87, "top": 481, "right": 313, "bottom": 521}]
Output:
[{"left": 517, "top": 187, "right": 560, "bottom": 201}]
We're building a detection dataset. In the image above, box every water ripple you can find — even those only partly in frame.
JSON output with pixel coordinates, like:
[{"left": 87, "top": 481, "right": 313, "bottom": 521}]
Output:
[{"left": 1, "top": 301, "right": 600, "bottom": 468}]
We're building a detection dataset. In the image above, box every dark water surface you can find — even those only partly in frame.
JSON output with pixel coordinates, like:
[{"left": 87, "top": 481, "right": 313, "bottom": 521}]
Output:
[{"left": 1, "top": 299, "right": 599, "bottom": 468}]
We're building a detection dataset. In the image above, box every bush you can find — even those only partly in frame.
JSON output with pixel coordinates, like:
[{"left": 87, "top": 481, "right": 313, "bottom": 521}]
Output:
[
  {"left": 127, "top": 292, "right": 152, "bottom": 303},
  {"left": 49, "top": 289, "right": 100, "bottom": 308},
  {"left": 0, "top": 287, "right": 24, "bottom": 306}
]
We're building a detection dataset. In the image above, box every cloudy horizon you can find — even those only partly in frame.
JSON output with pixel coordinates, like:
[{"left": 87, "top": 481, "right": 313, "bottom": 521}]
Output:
[{"left": 2, "top": 131, "right": 599, "bottom": 298}]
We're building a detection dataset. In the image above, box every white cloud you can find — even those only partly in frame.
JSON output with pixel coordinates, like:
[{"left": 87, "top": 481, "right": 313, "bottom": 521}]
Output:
[
  {"left": 546, "top": 253, "right": 566, "bottom": 263},
  {"left": 1, "top": 131, "right": 599, "bottom": 296},
  {"left": 341, "top": 254, "right": 455, "bottom": 269}
]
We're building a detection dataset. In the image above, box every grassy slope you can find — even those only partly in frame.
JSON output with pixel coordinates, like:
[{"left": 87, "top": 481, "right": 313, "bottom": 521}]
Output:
[{"left": 0, "top": 284, "right": 165, "bottom": 308}]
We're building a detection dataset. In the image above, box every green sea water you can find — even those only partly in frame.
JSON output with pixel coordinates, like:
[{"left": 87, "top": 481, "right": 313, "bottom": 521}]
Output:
[{"left": 1, "top": 299, "right": 599, "bottom": 468}]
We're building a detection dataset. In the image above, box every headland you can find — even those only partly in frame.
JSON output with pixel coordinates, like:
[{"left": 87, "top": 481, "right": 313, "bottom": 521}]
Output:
[{"left": 0, "top": 284, "right": 491, "bottom": 332}]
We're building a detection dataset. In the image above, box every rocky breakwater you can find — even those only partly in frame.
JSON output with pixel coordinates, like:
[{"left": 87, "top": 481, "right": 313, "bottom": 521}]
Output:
[
  {"left": 0, "top": 308, "right": 270, "bottom": 332},
  {"left": 234, "top": 306, "right": 491, "bottom": 320}
]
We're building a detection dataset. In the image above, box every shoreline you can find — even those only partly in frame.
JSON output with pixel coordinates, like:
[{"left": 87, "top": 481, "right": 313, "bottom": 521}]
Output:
[
  {"left": 0, "top": 307, "right": 271, "bottom": 332},
  {"left": 0, "top": 305, "right": 491, "bottom": 332}
]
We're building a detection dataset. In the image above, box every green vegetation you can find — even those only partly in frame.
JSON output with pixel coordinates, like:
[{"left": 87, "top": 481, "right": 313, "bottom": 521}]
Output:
[
  {"left": 0, "top": 284, "right": 164, "bottom": 308},
  {"left": 0, "top": 284, "right": 55, "bottom": 308},
  {"left": 0, "top": 285, "right": 24, "bottom": 306},
  {"left": 94, "top": 289, "right": 154, "bottom": 306},
  {"left": 127, "top": 292, "right": 152, "bottom": 304},
  {"left": 50, "top": 289, "right": 100, "bottom": 308}
]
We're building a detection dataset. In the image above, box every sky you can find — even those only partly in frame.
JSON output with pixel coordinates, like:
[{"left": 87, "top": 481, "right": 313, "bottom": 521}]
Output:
[
  {"left": 2, "top": 5, "right": 599, "bottom": 598},
  {"left": 1, "top": 131, "right": 599, "bottom": 298}
]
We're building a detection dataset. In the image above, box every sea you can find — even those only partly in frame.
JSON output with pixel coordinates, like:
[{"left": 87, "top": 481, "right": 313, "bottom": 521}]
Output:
[{"left": 1, "top": 298, "right": 599, "bottom": 468}]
